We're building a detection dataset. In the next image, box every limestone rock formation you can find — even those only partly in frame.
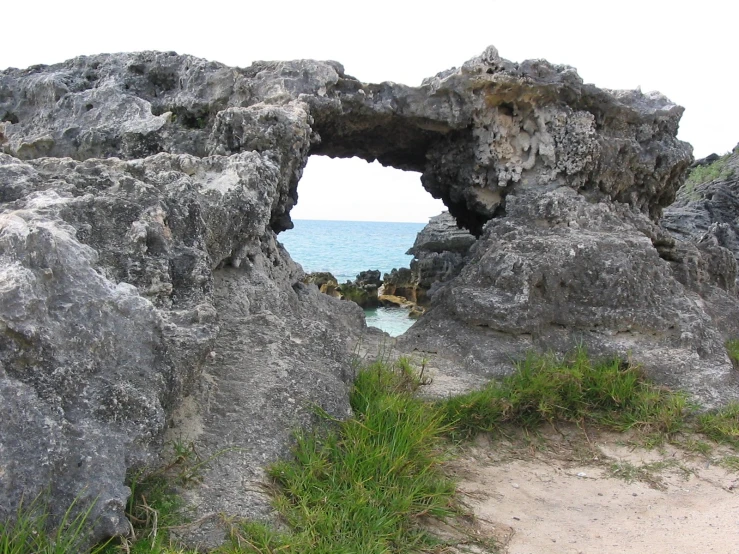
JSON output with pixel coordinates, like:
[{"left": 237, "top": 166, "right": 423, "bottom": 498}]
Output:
[
  {"left": 662, "top": 147, "right": 739, "bottom": 272},
  {"left": 407, "top": 211, "right": 476, "bottom": 302},
  {"left": 400, "top": 187, "right": 739, "bottom": 407},
  {"left": 304, "top": 271, "right": 341, "bottom": 297},
  {"left": 0, "top": 44, "right": 725, "bottom": 548},
  {"left": 338, "top": 270, "right": 382, "bottom": 308},
  {"left": 2, "top": 47, "right": 690, "bottom": 236},
  {"left": 0, "top": 150, "right": 363, "bottom": 546},
  {"left": 382, "top": 267, "right": 418, "bottom": 303}
]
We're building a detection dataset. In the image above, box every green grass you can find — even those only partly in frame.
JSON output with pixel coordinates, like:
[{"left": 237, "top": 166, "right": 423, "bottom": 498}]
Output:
[
  {"left": 439, "top": 348, "right": 689, "bottom": 440},
  {"left": 0, "top": 494, "right": 107, "bottom": 554},
  {"left": 697, "top": 402, "right": 739, "bottom": 448},
  {"left": 718, "top": 455, "right": 739, "bottom": 471},
  {"left": 685, "top": 153, "right": 734, "bottom": 187},
  {"left": 98, "top": 441, "right": 205, "bottom": 554},
  {"left": 5, "top": 349, "right": 739, "bottom": 553},
  {"left": 726, "top": 339, "right": 739, "bottom": 368},
  {"left": 228, "top": 358, "right": 458, "bottom": 553}
]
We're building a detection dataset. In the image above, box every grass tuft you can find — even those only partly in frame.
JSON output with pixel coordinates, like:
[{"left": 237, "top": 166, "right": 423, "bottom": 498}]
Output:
[
  {"left": 725, "top": 339, "right": 739, "bottom": 368},
  {"left": 6, "top": 349, "right": 739, "bottom": 553},
  {"left": 232, "top": 357, "right": 457, "bottom": 553},
  {"left": 697, "top": 402, "right": 739, "bottom": 448},
  {"left": 685, "top": 154, "right": 734, "bottom": 187},
  {"left": 99, "top": 440, "right": 205, "bottom": 554},
  {"left": 440, "top": 348, "right": 689, "bottom": 440},
  {"left": 0, "top": 493, "right": 106, "bottom": 554}
]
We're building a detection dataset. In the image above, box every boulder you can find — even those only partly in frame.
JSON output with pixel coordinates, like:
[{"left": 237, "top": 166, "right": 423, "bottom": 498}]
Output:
[
  {"left": 337, "top": 281, "right": 380, "bottom": 308},
  {"left": 355, "top": 269, "right": 382, "bottom": 288},
  {"left": 408, "top": 211, "right": 476, "bottom": 256},
  {"left": 304, "top": 271, "right": 341, "bottom": 296},
  {"left": 382, "top": 267, "right": 418, "bottom": 303}
]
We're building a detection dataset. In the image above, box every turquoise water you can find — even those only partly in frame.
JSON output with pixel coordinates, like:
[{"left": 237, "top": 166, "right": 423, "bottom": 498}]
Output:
[
  {"left": 279, "top": 219, "right": 424, "bottom": 336},
  {"left": 364, "top": 307, "right": 418, "bottom": 337}
]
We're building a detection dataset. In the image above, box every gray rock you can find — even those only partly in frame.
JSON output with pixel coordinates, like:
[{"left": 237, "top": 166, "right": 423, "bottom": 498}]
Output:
[
  {"left": 0, "top": 149, "right": 363, "bottom": 544},
  {"left": 407, "top": 211, "right": 476, "bottom": 256},
  {"left": 0, "top": 45, "right": 712, "bottom": 548},
  {"left": 355, "top": 269, "right": 382, "bottom": 288},
  {"left": 400, "top": 188, "right": 739, "bottom": 408},
  {"left": 2, "top": 48, "right": 691, "bottom": 235},
  {"left": 407, "top": 211, "right": 476, "bottom": 299},
  {"left": 662, "top": 148, "right": 739, "bottom": 272}
]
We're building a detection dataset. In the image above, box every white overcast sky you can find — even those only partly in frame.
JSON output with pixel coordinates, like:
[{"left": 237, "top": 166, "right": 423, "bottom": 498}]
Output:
[{"left": 3, "top": 0, "right": 737, "bottom": 222}]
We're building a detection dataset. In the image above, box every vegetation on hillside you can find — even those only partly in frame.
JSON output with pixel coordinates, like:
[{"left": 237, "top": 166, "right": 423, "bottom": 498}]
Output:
[{"left": 685, "top": 153, "right": 734, "bottom": 187}]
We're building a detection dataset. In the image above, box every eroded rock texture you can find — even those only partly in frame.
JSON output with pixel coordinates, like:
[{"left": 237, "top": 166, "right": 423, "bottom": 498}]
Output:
[
  {"left": 406, "top": 211, "right": 476, "bottom": 302},
  {"left": 662, "top": 148, "right": 739, "bottom": 272},
  {"left": 400, "top": 188, "right": 739, "bottom": 406},
  {"left": 2, "top": 47, "right": 690, "bottom": 235},
  {"left": 0, "top": 45, "right": 733, "bottom": 548}
]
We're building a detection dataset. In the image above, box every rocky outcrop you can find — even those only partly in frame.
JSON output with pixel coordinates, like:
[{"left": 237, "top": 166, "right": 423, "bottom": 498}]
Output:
[
  {"left": 0, "top": 150, "right": 364, "bottom": 546},
  {"left": 406, "top": 211, "right": 476, "bottom": 302},
  {"left": 661, "top": 147, "right": 739, "bottom": 273},
  {"left": 304, "top": 271, "right": 341, "bottom": 297},
  {"left": 0, "top": 44, "right": 720, "bottom": 547},
  {"left": 2, "top": 47, "right": 690, "bottom": 236},
  {"left": 381, "top": 267, "right": 418, "bottom": 303},
  {"left": 400, "top": 187, "right": 739, "bottom": 408},
  {"left": 304, "top": 271, "right": 381, "bottom": 308},
  {"left": 339, "top": 270, "right": 382, "bottom": 308}
]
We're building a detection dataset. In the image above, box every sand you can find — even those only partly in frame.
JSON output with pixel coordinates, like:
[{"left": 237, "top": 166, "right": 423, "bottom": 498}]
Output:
[{"left": 443, "top": 425, "right": 739, "bottom": 553}]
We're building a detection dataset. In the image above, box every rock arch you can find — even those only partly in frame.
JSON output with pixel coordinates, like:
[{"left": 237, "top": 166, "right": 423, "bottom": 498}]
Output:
[{"left": 6, "top": 47, "right": 737, "bottom": 549}]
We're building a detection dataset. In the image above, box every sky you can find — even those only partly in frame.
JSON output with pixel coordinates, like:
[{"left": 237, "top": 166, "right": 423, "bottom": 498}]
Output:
[{"left": 3, "top": 0, "right": 737, "bottom": 222}]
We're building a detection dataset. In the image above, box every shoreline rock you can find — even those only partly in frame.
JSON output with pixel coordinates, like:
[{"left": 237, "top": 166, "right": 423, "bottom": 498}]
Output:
[{"left": 1, "top": 45, "right": 728, "bottom": 549}]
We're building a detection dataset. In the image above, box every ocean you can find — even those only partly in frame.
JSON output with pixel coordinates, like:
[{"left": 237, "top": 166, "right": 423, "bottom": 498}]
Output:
[{"left": 279, "top": 219, "right": 426, "bottom": 336}]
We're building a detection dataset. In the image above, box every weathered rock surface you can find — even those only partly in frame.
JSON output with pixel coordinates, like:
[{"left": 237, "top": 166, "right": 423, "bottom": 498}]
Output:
[
  {"left": 662, "top": 147, "right": 739, "bottom": 273},
  {"left": 0, "top": 44, "right": 725, "bottom": 549},
  {"left": 338, "top": 271, "right": 382, "bottom": 308},
  {"left": 0, "top": 130, "right": 363, "bottom": 544},
  {"left": 400, "top": 188, "right": 739, "bottom": 407},
  {"left": 407, "top": 211, "right": 476, "bottom": 302},
  {"left": 304, "top": 270, "right": 341, "bottom": 297},
  {"left": 2, "top": 47, "right": 690, "bottom": 235}
]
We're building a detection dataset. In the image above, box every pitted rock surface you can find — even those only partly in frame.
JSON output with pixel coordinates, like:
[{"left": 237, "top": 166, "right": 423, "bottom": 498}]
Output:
[
  {"left": 2, "top": 47, "right": 691, "bottom": 234},
  {"left": 662, "top": 147, "right": 739, "bottom": 272},
  {"left": 407, "top": 211, "right": 476, "bottom": 300},
  {"left": 0, "top": 148, "right": 362, "bottom": 544},
  {"left": 399, "top": 188, "right": 739, "bottom": 407},
  {"left": 0, "top": 46, "right": 730, "bottom": 548}
]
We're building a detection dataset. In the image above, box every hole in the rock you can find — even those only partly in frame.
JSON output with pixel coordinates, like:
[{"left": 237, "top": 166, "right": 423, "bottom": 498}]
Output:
[
  {"left": 279, "top": 156, "right": 445, "bottom": 337},
  {"left": 2, "top": 111, "right": 19, "bottom": 124},
  {"left": 85, "top": 103, "right": 94, "bottom": 111},
  {"left": 498, "top": 102, "right": 515, "bottom": 117}
]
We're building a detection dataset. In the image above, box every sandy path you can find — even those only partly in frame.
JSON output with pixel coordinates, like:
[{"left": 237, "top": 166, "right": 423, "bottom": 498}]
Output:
[{"left": 446, "top": 427, "right": 739, "bottom": 554}]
